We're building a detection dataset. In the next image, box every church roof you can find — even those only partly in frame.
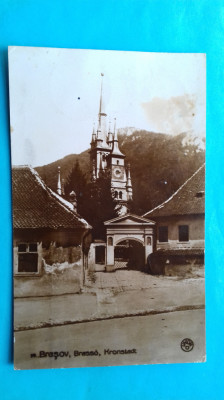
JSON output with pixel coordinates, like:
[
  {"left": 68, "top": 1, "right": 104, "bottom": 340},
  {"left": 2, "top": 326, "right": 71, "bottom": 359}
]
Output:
[
  {"left": 12, "top": 166, "right": 91, "bottom": 230},
  {"left": 111, "top": 145, "right": 125, "bottom": 157},
  {"left": 143, "top": 164, "right": 205, "bottom": 218}
]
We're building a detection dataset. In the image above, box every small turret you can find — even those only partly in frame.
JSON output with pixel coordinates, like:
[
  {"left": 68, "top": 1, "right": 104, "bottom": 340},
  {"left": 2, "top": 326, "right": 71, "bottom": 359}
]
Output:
[
  {"left": 107, "top": 121, "right": 113, "bottom": 149},
  {"left": 107, "top": 120, "right": 113, "bottom": 148},
  {"left": 57, "top": 166, "right": 62, "bottom": 196},
  {"left": 111, "top": 118, "right": 124, "bottom": 156},
  {"left": 91, "top": 123, "right": 96, "bottom": 145},
  {"left": 126, "top": 163, "right": 133, "bottom": 200}
]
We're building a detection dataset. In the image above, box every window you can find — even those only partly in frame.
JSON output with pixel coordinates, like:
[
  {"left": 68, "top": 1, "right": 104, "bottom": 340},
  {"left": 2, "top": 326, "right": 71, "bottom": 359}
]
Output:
[
  {"left": 29, "top": 243, "right": 38, "bottom": 252},
  {"left": 18, "top": 243, "right": 38, "bottom": 273},
  {"left": 147, "top": 236, "right": 151, "bottom": 246},
  {"left": 119, "top": 191, "right": 122, "bottom": 199},
  {"left": 158, "top": 226, "right": 168, "bottom": 242},
  {"left": 179, "top": 225, "right": 189, "bottom": 242},
  {"left": 195, "top": 191, "right": 205, "bottom": 198},
  {"left": 18, "top": 243, "right": 26, "bottom": 252},
  {"left": 108, "top": 237, "right": 113, "bottom": 246},
  {"left": 117, "top": 160, "right": 119, "bottom": 165},
  {"left": 114, "top": 191, "right": 118, "bottom": 198}
]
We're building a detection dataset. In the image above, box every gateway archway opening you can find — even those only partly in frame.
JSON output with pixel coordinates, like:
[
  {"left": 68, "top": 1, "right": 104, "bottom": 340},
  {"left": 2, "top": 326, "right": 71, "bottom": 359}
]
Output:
[{"left": 114, "top": 239, "right": 145, "bottom": 271}]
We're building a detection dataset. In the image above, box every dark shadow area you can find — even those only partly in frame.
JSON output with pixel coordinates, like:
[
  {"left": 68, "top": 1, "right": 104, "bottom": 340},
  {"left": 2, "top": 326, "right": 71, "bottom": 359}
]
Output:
[{"left": 114, "top": 239, "right": 145, "bottom": 272}]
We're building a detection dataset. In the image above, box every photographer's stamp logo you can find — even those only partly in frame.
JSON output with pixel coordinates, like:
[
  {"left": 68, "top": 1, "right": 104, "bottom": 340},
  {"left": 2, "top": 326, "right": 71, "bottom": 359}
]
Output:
[{"left": 181, "top": 338, "right": 194, "bottom": 352}]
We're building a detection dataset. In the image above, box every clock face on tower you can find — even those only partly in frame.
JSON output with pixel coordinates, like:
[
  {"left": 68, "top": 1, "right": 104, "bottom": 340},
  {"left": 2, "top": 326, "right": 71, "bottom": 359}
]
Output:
[{"left": 112, "top": 166, "right": 125, "bottom": 180}]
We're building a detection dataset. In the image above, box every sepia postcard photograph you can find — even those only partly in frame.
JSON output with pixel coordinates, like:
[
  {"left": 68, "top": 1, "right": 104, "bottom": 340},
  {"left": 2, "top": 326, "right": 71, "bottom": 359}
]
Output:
[{"left": 9, "top": 47, "right": 206, "bottom": 370}]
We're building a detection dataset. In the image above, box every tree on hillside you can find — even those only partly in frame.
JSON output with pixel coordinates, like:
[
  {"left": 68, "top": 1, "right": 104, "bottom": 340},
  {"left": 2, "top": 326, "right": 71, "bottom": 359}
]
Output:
[
  {"left": 64, "top": 162, "right": 119, "bottom": 239},
  {"left": 82, "top": 170, "right": 118, "bottom": 240},
  {"left": 64, "top": 160, "right": 87, "bottom": 215},
  {"left": 119, "top": 130, "right": 205, "bottom": 214}
]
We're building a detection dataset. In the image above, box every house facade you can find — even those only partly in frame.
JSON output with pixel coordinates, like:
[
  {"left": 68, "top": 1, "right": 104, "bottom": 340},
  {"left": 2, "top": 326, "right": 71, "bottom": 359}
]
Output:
[
  {"left": 143, "top": 164, "right": 205, "bottom": 274},
  {"left": 12, "top": 166, "right": 91, "bottom": 295}
]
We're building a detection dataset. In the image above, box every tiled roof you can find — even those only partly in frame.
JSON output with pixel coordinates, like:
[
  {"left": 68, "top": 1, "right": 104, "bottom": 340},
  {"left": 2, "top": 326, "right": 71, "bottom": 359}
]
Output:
[
  {"left": 12, "top": 166, "right": 91, "bottom": 230},
  {"left": 144, "top": 164, "right": 205, "bottom": 218}
]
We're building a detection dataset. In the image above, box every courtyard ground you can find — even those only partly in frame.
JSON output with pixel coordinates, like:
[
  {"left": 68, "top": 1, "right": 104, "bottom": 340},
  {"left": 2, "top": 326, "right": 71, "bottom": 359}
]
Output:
[{"left": 14, "top": 269, "right": 205, "bottom": 331}]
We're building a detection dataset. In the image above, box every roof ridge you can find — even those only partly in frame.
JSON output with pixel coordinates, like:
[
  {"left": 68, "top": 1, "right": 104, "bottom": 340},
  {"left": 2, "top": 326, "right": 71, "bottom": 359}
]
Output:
[
  {"left": 143, "top": 163, "right": 205, "bottom": 217},
  {"left": 26, "top": 166, "right": 90, "bottom": 228}
]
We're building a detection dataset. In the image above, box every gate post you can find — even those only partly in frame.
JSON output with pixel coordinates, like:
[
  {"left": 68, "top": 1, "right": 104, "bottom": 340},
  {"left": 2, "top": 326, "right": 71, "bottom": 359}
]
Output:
[
  {"left": 106, "top": 236, "right": 114, "bottom": 266},
  {"left": 145, "top": 235, "right": 153, "bottom": 263}
]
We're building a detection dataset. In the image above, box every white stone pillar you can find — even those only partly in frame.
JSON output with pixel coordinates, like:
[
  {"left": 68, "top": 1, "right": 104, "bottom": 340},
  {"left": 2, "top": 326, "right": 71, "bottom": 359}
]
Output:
[
  {"left": 145, "top": 235, "right": 153, "bottom": 263},
  {"left": 88, "top": 243, "right": 96, "bottom": 271},
  {"left": 106, "top": 236, "right": 114, "bottom": 265}
]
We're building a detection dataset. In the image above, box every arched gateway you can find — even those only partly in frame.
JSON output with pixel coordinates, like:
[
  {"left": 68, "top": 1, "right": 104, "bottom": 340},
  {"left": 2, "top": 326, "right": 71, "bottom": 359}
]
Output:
[
  {"left": 104, "top": 214, "right": 155, "bottom": 272},
  {"left": 114, "top": 239, "right": 145, "bottom": 270}
]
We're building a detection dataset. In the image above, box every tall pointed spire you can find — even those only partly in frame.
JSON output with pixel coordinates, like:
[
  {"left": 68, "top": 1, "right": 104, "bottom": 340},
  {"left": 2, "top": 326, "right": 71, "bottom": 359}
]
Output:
[
  {"left": 89, "top": 74, "right": 133, "bottom": 209},
  {"left": 99, "top": 73, "right": 106, "bottom": 116},
  {"left": 57, "top": 166, "right": 62, "bottom": 195},
  {"left": 96, "top": 73, "right": 108, "bottom": 147}
]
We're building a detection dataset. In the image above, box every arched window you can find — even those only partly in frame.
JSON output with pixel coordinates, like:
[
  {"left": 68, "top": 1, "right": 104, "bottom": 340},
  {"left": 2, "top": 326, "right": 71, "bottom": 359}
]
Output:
[
  {"left": 114, "top": 191, "right": 118, "bottom": 198},
  {"left": 147, "top": 237, "right": 151, "bottom": 246},
  {"left": 119, "top": 191, "right": 122, "bottom": 199},
  {"left": 108, "top": 237, "right": 113, "bottom": 246},
  {"left": 117, "top": 160, "right": 119, "bottom": 165}
]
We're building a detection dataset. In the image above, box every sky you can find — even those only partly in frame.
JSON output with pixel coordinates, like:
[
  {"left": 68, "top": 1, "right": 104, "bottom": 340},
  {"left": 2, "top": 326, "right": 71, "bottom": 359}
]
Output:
[{"left": 8, "top": 47, "right": 206, "bottom": 167}]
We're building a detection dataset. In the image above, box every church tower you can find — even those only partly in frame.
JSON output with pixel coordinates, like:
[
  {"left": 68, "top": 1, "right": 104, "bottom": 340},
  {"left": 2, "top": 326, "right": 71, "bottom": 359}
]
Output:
[{"left": 90, "top": 74, "right": 133, "bottom": 210}]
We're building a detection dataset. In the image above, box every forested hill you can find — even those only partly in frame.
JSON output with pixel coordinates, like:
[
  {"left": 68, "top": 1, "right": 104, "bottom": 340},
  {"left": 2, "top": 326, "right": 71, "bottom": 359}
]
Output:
[{"left": 36, "top": 130, "right": 205, "bottom": 215}]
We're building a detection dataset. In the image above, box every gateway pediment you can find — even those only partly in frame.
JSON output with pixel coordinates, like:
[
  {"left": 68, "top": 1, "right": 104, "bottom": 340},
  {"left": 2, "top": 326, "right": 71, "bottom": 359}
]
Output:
[{"left": 104, "top": 213, "right": 155, "bottom": 226}]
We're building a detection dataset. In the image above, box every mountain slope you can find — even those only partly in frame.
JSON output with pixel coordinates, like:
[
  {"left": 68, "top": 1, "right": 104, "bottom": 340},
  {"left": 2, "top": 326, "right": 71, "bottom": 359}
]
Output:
[{"left": 36, "top": 130, "right": 205, "bottom": 214}]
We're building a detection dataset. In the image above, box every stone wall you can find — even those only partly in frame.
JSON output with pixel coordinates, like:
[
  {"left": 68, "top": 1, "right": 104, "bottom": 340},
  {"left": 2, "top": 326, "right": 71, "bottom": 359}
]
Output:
[
  {"left": 42, "top": 243, "right": 81, "bottom": 265},
  {"left": 14, "top": 261, "right": 82, "bottom": 297},
  {"left": 148, "top": 250, "right": 204, "bottom": 277},
  {"left": 14, "top": 242, "right": 83, "bottom": 297}
]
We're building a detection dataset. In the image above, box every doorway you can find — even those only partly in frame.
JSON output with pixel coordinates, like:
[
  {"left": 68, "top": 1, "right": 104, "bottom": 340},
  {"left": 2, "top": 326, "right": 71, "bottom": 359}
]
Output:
[
  {"left": 114, "top": 239, "right": 145, "bottom": 270},
  {"left": 95, "top": 245, "right": 105, "bottom": 264}
]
